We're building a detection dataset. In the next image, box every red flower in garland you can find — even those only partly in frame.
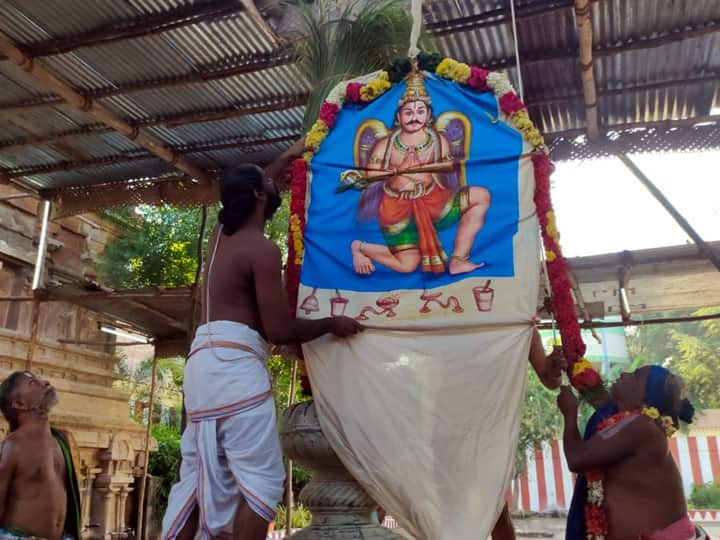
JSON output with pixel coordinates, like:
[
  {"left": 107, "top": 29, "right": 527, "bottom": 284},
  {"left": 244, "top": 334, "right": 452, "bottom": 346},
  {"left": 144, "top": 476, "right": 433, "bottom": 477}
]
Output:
[
  {"left": 572, "top": 367, "right": 603, "bottom": 391},
  {"left": 319, "top": 102, "right": 339, "bottom": 127},
  {"left": 346, "top": 82, "right": 363, "bottom": 103},
  {"left": 467, "top": 66, "right": 490, "bottom": 91},
  {"left": 499, "top": 91, "right": 525, "bottom": 114},
  {"left": 585, "top": 505, "right": 607, "bottom": 535}
]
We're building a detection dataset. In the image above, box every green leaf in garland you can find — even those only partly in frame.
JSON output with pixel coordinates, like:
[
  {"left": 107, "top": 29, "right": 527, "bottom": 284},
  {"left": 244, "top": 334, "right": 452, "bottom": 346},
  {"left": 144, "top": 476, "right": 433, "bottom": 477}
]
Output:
[
  {"left": 387, "top": 57, "right": 411, "bottom": 83},
  {"left": 419, "top": 51, "right": 443, "bottom": 73}
]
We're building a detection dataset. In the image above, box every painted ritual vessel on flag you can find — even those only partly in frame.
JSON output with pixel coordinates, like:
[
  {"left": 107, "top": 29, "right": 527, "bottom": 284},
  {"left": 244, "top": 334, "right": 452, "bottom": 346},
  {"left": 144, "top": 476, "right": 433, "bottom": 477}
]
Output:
[{"left": 285, "top": 53, "right": 592, "bottom": 540}]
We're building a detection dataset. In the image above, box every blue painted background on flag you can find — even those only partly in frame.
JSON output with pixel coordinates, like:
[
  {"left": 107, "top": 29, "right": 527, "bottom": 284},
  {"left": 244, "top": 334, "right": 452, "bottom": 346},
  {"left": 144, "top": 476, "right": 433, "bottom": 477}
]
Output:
[{"left": 301, "top": 75, "right": 522, "bottom": 293}]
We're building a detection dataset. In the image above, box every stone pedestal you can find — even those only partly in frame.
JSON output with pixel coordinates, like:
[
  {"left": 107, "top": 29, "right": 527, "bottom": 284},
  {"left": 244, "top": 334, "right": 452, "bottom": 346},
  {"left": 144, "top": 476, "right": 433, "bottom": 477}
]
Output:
[{"left": 279, "top": 401, "right": 403, "bottom": 540}]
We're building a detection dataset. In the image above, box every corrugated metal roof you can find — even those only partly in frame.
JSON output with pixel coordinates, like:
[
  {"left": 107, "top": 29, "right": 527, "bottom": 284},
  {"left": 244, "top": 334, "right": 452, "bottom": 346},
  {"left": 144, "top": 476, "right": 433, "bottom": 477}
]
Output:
[{"left": 0, "top": 0, "right": 717, "bottom": 198}]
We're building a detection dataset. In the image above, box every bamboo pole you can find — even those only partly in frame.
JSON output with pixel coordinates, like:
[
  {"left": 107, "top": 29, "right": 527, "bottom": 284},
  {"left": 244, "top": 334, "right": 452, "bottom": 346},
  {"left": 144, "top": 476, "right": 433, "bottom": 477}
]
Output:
[
  {"left": 618, "top": 154, "right": 720, "bottom": 272},
  {"left": 181, "top": 206, "right": 209, "bottom": 433},
  {"left": 24, "top": 299, "right": 40, "bottom": 372},
  {"left": 285, "top": 359, "right": 298, "bottom": 535},
  {"left": 537, "top": 311, "right": 720, "bottom": 330},
  {"left": 574, "top": 0, "right": 599, "bottom": 140},
  {"left": 0, "top": 32, "right": 212, "bottom": 185},
  {"left": 136, "top": 350, "right": 159, "bottom": 540}
]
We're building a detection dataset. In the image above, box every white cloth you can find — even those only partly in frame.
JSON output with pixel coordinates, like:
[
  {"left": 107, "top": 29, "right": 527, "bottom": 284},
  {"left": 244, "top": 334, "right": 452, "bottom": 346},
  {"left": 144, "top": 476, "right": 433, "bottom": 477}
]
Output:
[
  {"left": 162, "top": 321, "right": 285, "bottom": 539},
  {"left": 305, "top": 325, "right": 530, "bottom": 540},
  {"left": 300, "top": 151, "right": 541, "bottom": 539}
]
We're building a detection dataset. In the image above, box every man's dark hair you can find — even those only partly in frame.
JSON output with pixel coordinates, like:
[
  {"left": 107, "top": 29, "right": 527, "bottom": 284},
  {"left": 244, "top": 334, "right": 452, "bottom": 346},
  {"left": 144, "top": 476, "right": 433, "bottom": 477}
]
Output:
[
  {"left": 0, "top": 371, "right": 26, "bottom": 432},
  {"left": 218, "top": 164, "right": 264, "bottom": 235}
]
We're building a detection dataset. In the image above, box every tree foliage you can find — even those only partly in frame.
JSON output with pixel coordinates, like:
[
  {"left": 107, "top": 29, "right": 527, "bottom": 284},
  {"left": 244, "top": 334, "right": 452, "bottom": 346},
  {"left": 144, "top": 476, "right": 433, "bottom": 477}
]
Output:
[
  {"left": 291, "top": 0, "right": 434, "bottom": 129},
  {"left": 626, "top": 307, "right": 720, "bottom": 409},
  {"left": 516, "top": 367, "right": 562, "bottom": 473},
  {"left": 98, "top": 195, "right": 289, "bottom": 289}
]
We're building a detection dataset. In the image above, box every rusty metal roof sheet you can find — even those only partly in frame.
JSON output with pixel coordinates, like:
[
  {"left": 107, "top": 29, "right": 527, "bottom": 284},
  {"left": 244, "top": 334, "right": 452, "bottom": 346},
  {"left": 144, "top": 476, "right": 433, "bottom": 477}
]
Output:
[{"left": 0, "top": 0, "right": 716, "bottom": 202}]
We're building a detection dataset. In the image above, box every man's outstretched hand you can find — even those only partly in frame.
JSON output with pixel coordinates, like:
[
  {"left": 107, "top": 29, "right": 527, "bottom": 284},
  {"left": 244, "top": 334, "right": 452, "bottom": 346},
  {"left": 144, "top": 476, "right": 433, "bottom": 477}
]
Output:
[
  {"left": 282, "top": 138, "right": 307, "bottom": 159},
  {"left": 557, "top": 385, "right": 579, "bottom": 417},
  {"left": 546, "top": 345, "right": 567, "bottom": 387},
  {"left": 329, "top": 316, "right": 364, "bottom": 338}
]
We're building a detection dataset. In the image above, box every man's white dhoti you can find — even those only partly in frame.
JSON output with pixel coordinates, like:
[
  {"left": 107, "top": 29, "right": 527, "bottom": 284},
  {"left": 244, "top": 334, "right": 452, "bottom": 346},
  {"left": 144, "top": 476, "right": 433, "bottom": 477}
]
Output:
[{"left": 162, "top": 321, "right": 285, "bottom": 540}]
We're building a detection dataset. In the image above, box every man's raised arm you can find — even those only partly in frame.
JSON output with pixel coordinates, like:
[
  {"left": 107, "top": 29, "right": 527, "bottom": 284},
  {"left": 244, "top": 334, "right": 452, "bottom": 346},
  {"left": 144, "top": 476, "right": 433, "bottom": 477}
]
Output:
[
  {"left": 557, "top": 387, "right": 653, "bottom": 473},
  {"left": 253, "top": 241, "right": 361, "bottom": 344},
  {"left": 264, "top": 139, "right": 305, "bottom": 184}
]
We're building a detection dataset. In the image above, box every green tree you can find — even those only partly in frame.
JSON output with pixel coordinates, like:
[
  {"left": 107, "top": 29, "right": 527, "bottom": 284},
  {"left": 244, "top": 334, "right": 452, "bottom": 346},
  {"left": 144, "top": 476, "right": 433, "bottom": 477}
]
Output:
[
  {"left": 516, "top": 367, "right": 562, "bottom": 473},
  {"left": 148, "top": 424, "right": 182, "bottom": 521},
  {"left": 625, "top": 307, "right": 720, "bottom": 409},
  {"left": 98, "top": 193, "right": 289, "bottom": 289},
  {"left": 292, "top": 0, "right": 433, "bottom": 128},
  {"left": 667, "top": 308, "right": 720, "bottom": 409}
]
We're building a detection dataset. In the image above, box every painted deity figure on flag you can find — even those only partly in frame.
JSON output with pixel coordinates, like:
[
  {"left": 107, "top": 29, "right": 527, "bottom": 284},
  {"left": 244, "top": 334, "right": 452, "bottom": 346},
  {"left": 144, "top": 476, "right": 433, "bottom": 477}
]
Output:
[{"left": 340, "top": 70, "right": 491, "bottom": 276}]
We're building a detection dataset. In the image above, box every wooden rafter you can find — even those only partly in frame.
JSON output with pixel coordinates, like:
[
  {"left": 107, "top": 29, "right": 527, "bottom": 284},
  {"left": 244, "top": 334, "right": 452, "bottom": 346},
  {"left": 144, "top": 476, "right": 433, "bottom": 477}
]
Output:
[
  {"left": 0, "top": 95, "right": 307, "bottom": 153},
  {"left": 0, "top": 49, "right": 294, "bottom": 115},
  {"left": 0, "top": 17, "right": 714, "bottom": 117},
  {"left": 0, "top": 31, "right": 212, "bottom": 184},
  {"left": 574, "top": 0, "right": 599, "bottom": 140},
  {"left": 527, "top": 73, "right": 719, "bottom": 108},
  {"left": 0, "top": 107, "right": 305, "bottom": 151},
  {"left": 426, "top": 0, "right": 576, "bottom": 36},
  {"left": 0, "top": 0, "right": 242, "bottom": 60},
  {"left": 7, "top": 135, "right": 300, "bottom": 178}
]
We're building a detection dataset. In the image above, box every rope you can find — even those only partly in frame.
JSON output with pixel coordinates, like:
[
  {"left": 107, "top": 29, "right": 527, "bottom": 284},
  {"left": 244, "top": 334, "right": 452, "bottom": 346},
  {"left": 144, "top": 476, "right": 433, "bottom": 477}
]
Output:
[
  {"left": 509, "top": 0, "right": 524, "bottom": 100},
  {"left": 408, "top": 0, "right": 423, "bottom": 58}
]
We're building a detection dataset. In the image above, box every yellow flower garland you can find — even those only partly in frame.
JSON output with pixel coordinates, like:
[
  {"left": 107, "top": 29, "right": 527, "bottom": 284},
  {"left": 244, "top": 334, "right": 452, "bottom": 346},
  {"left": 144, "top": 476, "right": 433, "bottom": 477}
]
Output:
[
  {"left": 360, "top": 71, "right": 391, "bottom": 102},
  {"left": 545, "top": 211, "right": 559, "bottom": 243},
  {"left": 572, "top": 358, "right": 594, "bottom": 377},
  {"left": 289, "top": 214, "right": 304, "bottom": 265},
  {"left": 641, "top": 406, "right": 678, "bottom": 437},
  {"left": 435, "top": 58, "right": 471, "bottom": 84},
  {"left": 305, "top": 119, "right": 329, "bottom": 150}
]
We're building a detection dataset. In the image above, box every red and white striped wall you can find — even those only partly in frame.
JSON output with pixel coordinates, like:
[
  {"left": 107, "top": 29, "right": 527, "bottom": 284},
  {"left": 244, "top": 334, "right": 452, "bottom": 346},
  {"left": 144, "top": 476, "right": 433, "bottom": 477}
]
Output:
[{"left": 514, "top": 436, "right": 720, "bottom": 513}]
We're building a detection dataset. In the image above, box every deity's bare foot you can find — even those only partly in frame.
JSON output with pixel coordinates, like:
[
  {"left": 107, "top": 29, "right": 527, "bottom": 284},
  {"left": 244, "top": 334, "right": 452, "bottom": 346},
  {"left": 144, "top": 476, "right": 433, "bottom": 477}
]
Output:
[
  {"left": 448, "top": 257, "right": 485, "bottom": 275},
  {"left": 351, "top": 240, "right": 375, "bottom": 275}
]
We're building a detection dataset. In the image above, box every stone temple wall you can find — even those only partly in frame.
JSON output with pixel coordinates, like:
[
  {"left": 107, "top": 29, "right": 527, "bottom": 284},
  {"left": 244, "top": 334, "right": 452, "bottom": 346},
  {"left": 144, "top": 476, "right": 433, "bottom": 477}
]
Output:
[{"left": 0, "top": 189, "right": 152, "bottom": 539}]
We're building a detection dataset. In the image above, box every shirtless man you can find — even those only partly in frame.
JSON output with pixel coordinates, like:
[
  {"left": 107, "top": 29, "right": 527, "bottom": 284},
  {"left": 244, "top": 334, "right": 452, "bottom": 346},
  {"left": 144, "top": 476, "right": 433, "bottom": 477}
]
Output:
[
  {"left": 491, "top": 328, "right": 566, "bottom": 540},
  {"left": 162, "top": 141, "right": 362, "bottom": 540},
  {"left": 558, "top": 365, "right": 698, "bottom": 540},
  {"left": 0, "top": 371, "right": 81, "bottom": 540}
]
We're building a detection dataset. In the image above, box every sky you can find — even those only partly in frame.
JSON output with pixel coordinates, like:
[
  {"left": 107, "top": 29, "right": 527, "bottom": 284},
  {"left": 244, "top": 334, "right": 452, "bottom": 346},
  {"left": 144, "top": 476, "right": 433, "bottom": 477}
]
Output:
[{"left": 550, "top": 151, "right": 720, "bottom": 257}]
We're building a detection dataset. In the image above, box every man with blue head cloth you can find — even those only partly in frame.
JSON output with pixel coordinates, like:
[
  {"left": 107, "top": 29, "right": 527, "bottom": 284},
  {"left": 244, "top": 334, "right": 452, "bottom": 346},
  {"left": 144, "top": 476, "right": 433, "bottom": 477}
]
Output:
[{"left": 558, "top": 365, "right": 706, "bottom": 540}]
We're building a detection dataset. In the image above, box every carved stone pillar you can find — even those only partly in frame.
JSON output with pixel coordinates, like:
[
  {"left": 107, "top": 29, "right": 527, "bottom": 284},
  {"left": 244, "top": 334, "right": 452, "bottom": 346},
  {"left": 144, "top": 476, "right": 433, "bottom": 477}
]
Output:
[
  {"left": 81, "top": 465, "right": 102, "bottom": 536},
  {"left": 279, "top": 401, "right": 404, "bottom": 539}
]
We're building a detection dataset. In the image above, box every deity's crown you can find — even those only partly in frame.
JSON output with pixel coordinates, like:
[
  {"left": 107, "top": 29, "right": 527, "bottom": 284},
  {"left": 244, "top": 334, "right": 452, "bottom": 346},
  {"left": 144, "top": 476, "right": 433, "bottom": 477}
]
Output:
[{"left": 399, "top": 69, "right": 431, "bottom": 107}]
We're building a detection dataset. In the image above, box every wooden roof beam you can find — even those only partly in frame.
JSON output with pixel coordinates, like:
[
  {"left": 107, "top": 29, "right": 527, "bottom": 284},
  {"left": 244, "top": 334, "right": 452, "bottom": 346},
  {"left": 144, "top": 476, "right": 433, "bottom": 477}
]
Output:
[
  {"left": 426, "top": 0, "right": 577, "bottom": 36},
  {"left": 7, "top": 134, "right": 300, "bottom": 177},
  {"left": 0, "top": 49, "right": 294, "bottom": 115},
  {"left": 0, "top": 30, "right": 212, "bottom": 186},
  {"left": 0, "top": 0, "right": 242, "bottom": 60},
  {"left": 526, "top": 73, "right": 719, "bottom": 107},
  {"left": 0, "top": 101, "right": 307, "bottom": 150},
  {"left": 574, "top": 0, "right": 599, "bottom": 140},
  {"left": 2, "top": 15, "right": 713, "bottom": 117}
]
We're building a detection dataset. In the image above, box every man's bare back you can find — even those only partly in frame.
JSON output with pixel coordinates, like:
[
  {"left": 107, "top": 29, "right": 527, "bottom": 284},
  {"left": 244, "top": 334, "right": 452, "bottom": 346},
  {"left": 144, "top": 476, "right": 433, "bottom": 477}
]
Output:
[
  {"left": 202, "top": 225, "right": 267, "bottom": 334},
  {"left": 0, "top": 427, "right": 67, "bottom": 540}
]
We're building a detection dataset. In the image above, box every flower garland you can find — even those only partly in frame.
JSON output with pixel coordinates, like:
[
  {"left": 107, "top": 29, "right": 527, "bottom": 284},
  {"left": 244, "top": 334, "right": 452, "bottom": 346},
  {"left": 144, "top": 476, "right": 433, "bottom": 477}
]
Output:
[
  {"left": 585, "top": 407, "right": 678, "bottom": 539},
  {"left": 285, "top": 51, "right": 597, "bottom": 395}
]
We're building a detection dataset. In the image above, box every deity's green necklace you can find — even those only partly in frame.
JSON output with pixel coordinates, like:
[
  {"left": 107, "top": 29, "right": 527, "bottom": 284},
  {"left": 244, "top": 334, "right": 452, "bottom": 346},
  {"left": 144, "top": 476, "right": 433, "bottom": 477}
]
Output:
[{"left": 393, "top": 132, "right": 433, "bottom": 153}]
